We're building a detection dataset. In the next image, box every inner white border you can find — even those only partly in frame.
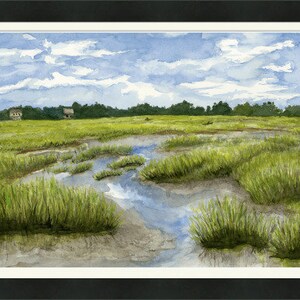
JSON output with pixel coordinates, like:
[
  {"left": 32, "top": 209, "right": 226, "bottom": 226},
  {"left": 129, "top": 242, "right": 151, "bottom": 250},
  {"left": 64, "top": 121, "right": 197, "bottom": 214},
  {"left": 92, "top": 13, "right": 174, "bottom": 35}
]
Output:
[
  {"left": 1, "top": 22, "right": 300, "bottom": 32},
  {"left": 0, "top": 22, "right": 300, "bottom": 278}
]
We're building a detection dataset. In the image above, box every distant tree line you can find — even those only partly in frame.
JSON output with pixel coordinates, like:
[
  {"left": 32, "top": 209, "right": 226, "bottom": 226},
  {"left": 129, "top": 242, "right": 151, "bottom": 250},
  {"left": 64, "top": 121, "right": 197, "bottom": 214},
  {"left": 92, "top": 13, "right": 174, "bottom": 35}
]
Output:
[{"left": 0, "top": 100, "right": 299, "bottom": 120}]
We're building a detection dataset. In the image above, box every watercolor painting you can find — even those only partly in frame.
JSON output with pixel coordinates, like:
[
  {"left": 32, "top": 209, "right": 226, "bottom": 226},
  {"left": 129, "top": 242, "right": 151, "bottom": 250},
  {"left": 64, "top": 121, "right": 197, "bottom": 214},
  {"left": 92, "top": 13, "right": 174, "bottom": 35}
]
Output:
[{"left": 0, "top": 32, "right": 299, "bottom": 267}]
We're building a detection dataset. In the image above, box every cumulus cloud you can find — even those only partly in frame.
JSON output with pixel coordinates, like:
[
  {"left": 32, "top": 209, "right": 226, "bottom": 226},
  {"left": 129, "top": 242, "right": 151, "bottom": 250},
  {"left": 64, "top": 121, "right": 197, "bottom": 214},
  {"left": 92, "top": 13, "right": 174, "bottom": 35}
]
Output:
[
  {"left": 0, "top": 72, "right": 167, "bottom": 102},
  {"left": 0, "top": 32, "right": 299, "bottom": 110},
  {"left": 72, "top": 66, "right": 94, "bottom": 76},
  {"left": 43, "top": 39, "right": 126, "bottom": 58},
  {"left": 138, "top": 57, "right": 221, "bottom": 75},
  {"left": 44, "top": 55, "right": 57, "bottom": 65},
  {"left": 218, "top": 39, "right": 294, "bottom": 63},
  {"left": 262, "top": 62, "right": 293, "bottom": 72},
  {"left": 23, "top": 34, "right": 36, "bottom": 41},
  {"left": 180, "top": 77, "right": 299, "bottom": 102},
  {"left": 139, "top": 39, "right": 295, "bottom": 76},
  {"left": 0, "top": 48, "right": 42, "bottom": 59}
]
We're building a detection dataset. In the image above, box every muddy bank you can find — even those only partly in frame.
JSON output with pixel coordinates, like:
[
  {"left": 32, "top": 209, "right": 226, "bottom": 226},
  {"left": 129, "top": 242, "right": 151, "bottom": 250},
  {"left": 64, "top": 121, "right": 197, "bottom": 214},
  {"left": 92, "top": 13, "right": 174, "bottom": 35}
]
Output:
[
  {"left": 150, "top": 177, "right": 250, "bottom": 200},
  {"left": 0, "top": 209, "right": 174, "bottom": 267}
]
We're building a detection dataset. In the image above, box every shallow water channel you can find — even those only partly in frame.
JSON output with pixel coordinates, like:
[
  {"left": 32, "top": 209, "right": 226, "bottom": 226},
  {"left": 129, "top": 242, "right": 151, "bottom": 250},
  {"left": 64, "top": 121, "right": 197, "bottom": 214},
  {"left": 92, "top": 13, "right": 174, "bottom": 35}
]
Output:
[{"left": 2, "top": 132, "right": 285, "bottom": 267}]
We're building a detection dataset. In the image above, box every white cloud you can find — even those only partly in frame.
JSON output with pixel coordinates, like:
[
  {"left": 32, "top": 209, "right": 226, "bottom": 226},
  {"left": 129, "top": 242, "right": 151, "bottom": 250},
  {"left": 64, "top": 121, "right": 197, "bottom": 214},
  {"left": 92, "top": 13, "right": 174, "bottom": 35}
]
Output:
[
  {"left": 72, "top": 66, "right": 94, "bottom": 76},
  {"left": 139, "top": 57, "right": 221, "bottom": 75},
  {"left": 23, "top": 34, "right": 36, "bottom": 41},
  {"left": 19, "top": 49, "right": 42, "bottom": 59},
  {"left": 91, "top": 49, "right": 126, "bottom": 58},
  {"left": 44, "top": 55, "right": 57, "bottom": 64},
  {"left": 0, "top": 48, "right": 42, "bottom": 59},
  {"left": 43, "top": 39, "right": 126, "bottom": 58},
  {"left": 161, "top": 32, "right": 188, "bottom": 38},
  {"left": 0, "top": 78, "right": 32, "bottom": 94},
  {"left": 180, "top": 77, "right": 299, "bottom": 102},
  {"left": 262, "top": 62, "right": 293, "bottom": 72},
  {"left": 218, "top": 39, "right": 294, "bottom": 63},
  {"left": 0, "top": 71, "right": 171, "bottom": 103},
  {"left": 139, "top": 39, "right": 295, "bottom": 77},
  {"left": 0, "top": 72, "right": 122, "bottom": 94},
  {"left": 31, "top": 72, "right": 128, "bottom": 89},
  {"left": 121, "top": 81, "right": 164, "bottom": 101}
]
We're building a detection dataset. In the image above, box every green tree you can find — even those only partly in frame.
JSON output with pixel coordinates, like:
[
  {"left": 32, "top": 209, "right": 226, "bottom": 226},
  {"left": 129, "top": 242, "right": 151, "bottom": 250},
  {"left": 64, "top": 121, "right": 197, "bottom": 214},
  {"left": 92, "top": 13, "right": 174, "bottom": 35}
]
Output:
[
  {"left": 0, "top": 109, "right": 9, "bottom": 120},
  {"left": 282, "top": 105, "right": 300, "bottom": 117},
  {"left": 232, "top": 102, "right": 254, "bottom": 116},
  {"left": 211, "top": 101, "right": 232, "bottom": 115},
  {"left": 168, "top": 100, "right": 195, "bottom": 115},
  {"left": 252, "top": 102, "right": 282, "bottom": 116}
]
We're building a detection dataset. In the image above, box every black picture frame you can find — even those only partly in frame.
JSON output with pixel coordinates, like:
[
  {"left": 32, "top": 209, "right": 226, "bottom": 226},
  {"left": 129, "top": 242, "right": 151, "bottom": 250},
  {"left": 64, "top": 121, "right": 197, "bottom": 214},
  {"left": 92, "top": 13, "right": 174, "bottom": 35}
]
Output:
[{"left": 0, "top": 1, "right": 300, "bottom": 299}]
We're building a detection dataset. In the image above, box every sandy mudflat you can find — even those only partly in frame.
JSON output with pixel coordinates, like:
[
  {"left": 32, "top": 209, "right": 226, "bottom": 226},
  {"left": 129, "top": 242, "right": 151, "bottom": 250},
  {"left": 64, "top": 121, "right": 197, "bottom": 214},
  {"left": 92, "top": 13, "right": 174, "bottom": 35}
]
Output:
[{"left": 0, "top": 209, "right": 174, "bottom": 267}]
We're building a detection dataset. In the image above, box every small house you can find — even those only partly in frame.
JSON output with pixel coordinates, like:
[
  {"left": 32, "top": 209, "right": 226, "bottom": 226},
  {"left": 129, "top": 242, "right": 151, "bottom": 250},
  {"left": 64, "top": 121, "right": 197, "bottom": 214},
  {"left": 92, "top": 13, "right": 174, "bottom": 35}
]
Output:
[
  {"left": 9, "top": 108, "right": 22, "bottom": 120},
  {"left": 63, "top": 108, "right": 74, "bottom": 119}
]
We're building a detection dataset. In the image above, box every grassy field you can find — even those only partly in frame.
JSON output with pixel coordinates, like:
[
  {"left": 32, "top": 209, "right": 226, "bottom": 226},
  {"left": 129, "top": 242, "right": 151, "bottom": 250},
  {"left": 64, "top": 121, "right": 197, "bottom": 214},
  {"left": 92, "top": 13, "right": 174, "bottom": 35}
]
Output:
[
  {"left": 0, "top": 115, "right": 300, "bottom": 260},
  {"left": 0, "top": 178, "right": 120, "bottom": 234},
  {"left": 0, "top": 115, "right": 298, "bottom": 152},
  {"left": 190, "top": 197, "right": 270, "bottom": 250}
]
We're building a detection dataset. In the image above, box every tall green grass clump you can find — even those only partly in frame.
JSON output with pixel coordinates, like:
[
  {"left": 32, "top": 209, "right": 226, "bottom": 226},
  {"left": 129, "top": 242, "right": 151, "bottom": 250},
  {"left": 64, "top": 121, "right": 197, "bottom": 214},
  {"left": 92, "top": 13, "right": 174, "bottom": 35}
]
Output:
[
  {"left": 94, "top": 169, "right": 123, "bottom": 181},
  {"left": 162, "top": 135, "right": 245, "bottom": 150},
  {"left": 69, "top": 162, "right": 93, "bottom": 174},
  {"left": 234, "top": 151, "right": 300, "bottom": 204},
  {"left": 0, "top": 153, "right": 57, "bottom": 181},
  {"left": 0, "top": 178, "right": 120, "bottom": 233},
  {"left": 162, "top": 135, "right": 209, "bottom": 150},
  {"left": 108, "top": 155, "right": 146, "bottom": 170},
  {"left": 140, "top": 151, "right": 204, "bottom": 182},
  {"left": 51, "top": 165, "right": 69, "bottom": 174},
  {"left": 72, "top": 145, "right": 132, "bottom": 163},
  {"left": 140, "top": 134, "right": 299, "bottom": 183},
  {"left": 59, "top": 152, "right": 74, "bottom": 162},
  {"left": 190, "top": 197, "right": 270, "bottom": 249},
  {"left": 271, "top": 217, "right": 300, "bottom": 259}
]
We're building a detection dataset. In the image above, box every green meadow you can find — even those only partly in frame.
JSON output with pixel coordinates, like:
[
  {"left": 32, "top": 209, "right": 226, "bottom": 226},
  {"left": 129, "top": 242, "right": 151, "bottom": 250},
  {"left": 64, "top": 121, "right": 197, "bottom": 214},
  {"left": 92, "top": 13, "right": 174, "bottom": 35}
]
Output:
[
  {"left": 0, "top": 115, "right": 300, "bottom": 261},
  {"left": 0, "top": 115, "right": 298, "bottom": 152}
]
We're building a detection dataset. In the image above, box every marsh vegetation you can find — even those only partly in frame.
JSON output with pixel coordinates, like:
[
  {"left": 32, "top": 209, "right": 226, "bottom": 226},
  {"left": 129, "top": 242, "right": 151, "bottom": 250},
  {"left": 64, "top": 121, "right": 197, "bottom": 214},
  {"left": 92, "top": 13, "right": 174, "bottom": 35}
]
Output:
[
  {"left": 0, "top": 115, "right": 299, "bottom": 264},
  {"left": 72, "top": 145, "right": 132, "bottom": 163},
  {"left": 94, "top": 169, "right": 124, "bottom": 180},
  {"left": 190, "top": 197, "right": 270, "bottom": 250},
  {"left": 108, "top": 155, "right": 146, "bottom": 170},
  {"left": 0, "top": 178, "right": 120, "bottom": 234}
]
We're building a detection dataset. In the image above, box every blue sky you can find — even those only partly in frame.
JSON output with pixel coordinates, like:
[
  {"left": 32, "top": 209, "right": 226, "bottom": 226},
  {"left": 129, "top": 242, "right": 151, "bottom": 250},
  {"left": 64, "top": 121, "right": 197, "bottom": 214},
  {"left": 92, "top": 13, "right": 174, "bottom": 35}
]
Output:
[{"left": 0, "top": 32, "right": 300, "bottom": 110}]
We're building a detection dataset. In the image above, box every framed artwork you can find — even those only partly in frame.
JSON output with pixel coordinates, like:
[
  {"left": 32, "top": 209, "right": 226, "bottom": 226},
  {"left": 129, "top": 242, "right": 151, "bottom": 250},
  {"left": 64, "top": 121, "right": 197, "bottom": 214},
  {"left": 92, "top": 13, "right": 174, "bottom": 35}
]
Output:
[{"left": 0, "top": 1, "right": 300, "bottom": 299}]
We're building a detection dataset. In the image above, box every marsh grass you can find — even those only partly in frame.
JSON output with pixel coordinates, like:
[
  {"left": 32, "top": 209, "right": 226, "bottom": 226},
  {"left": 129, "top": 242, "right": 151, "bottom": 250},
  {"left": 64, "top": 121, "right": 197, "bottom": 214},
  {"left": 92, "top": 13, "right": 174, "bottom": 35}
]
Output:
[
  {"left": 190, "top": 197, "right": 270, "bottom": 249},
  {"left": 162, "top": 135, "right": 210, "bottom": 150},
  {"left": 140, "top": 151, "right": 204, "bottom": 182},
  {"left": 161, "top": 135, "right": 248, "bottom": 151},
  {"left": 93, "top": 169, "right": 123, "bottom": 181},
  {"left": 271, "top": 217, "right": 300, "bottom": 259},
  {"left": 0, "top": 178, "right": 120, "bottom": 233},
  {"left": 141, "top": 134, "right": 299, "bottom": 182},
  {"left": 59, "top": 152, "right": 74, "bottom": 162},
  {"left": 123, "top": 165, "right": 140, "bottom": 171},
  {"left": 233, "top": 151, "right": 300, "bottom": 204},
  {"left": 0, "top": 116, "right": 298, "bottom": 153},
  {"left": 72, "top": 145, "right": 132, "bottom": 163},
  {"left": 0, "top": 153, "right": 57, "bottom": 182},
  {"left": 69, "top": 162, "right": 93, "bottom": 174},
  {"left": 108, "top": 155, "right": 146, "bottom": 170},
  {"left": 51, "top": 165, "right": 69, "bottom": 174}
]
